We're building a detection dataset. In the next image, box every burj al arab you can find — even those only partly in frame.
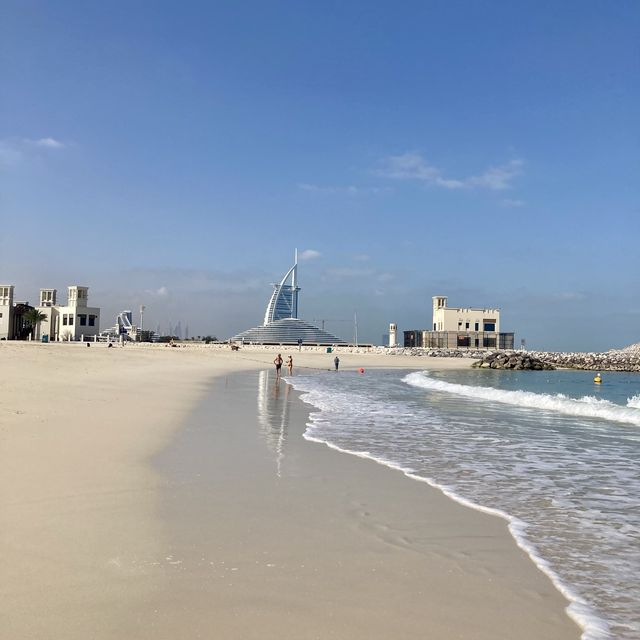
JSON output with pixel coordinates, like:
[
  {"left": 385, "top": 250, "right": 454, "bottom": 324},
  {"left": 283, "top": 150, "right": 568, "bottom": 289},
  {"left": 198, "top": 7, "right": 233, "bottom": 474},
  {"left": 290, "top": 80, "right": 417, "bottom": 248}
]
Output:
[{"left": 230, "top": 251, "right": 347, "bottom": 345}]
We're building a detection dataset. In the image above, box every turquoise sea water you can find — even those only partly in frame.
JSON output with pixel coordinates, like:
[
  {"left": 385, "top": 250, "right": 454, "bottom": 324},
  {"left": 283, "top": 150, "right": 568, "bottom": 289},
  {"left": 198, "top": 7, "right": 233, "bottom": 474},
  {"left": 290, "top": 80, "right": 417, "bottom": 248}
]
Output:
[{"left": 287, "top": 368, "right": 640, "bottom": 640}]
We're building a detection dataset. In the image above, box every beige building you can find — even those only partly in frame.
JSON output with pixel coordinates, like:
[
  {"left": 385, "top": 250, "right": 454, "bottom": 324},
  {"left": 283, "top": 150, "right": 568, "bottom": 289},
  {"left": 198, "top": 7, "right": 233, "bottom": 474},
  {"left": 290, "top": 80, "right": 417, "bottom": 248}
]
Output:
[
  {"left": 404, "top": 295, "right": 513, "bottom": 350},
  {"left": 432, "top": 295, "right": 500, "bottom": 333}
]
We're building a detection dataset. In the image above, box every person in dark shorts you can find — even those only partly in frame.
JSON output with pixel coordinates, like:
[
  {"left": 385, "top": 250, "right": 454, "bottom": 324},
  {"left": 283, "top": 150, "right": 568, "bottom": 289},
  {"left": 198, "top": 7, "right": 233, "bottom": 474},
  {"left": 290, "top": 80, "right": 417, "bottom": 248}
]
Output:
[
  {"left": 274, "top": 353, "right": 283, "bottom": 379},
  {"left": 334, "top": 356, "right": 340, "bottom": 371}
]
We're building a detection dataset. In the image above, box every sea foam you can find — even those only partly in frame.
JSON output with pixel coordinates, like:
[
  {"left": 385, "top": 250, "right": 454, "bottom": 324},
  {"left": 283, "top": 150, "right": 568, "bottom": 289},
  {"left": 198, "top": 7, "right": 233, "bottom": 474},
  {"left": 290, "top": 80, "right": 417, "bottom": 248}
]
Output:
[{"left": 403, "top": 371, "right": 640, "bottom": 427}]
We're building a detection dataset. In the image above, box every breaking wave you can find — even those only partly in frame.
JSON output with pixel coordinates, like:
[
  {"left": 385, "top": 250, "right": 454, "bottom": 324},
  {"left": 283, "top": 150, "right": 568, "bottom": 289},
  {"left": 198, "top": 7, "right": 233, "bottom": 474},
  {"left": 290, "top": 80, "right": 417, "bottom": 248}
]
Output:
[{"left": 403, "top": 372, "right": 640, "bottom": 427}]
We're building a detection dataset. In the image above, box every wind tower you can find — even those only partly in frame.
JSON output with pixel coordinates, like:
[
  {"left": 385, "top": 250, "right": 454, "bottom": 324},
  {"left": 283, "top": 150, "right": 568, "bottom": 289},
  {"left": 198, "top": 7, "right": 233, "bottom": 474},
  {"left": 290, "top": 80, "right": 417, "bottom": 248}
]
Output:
[{"left": 39, "top": 289, "right": 57, "bottom": 307}]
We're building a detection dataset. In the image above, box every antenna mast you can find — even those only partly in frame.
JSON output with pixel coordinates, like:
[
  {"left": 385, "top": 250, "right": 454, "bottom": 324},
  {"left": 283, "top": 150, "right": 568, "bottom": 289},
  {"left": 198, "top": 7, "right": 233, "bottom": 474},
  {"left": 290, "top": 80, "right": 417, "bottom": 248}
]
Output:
[{"left": 292, "top": 248, "right": 298, "bottom": 318}]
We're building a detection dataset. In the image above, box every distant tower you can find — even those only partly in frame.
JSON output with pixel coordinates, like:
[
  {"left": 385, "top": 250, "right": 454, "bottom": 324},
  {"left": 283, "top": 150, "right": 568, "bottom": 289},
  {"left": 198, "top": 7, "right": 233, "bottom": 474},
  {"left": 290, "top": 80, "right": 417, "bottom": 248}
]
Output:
[
  {"left": 432, "top": 295, "right": 447, "bottom": 312},
  {"left": 432, "top": 295, "right": 448, "bottom": 331},
  {"left": 39, "top": 288, "right": 57, "bottom": 307},
  {"left": 389, "top": 323, "right": 397, "bottom": 347},
  {"left": 139, "top": 305, "right": 145, "bottom": 331}
]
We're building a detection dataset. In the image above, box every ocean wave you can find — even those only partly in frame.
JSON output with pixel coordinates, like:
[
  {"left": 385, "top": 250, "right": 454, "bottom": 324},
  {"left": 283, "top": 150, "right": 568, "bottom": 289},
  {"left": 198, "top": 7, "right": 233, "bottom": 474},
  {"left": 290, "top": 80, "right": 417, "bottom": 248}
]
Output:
[{"left": 403, "top": 371, "right": 640, "bottom": 427}]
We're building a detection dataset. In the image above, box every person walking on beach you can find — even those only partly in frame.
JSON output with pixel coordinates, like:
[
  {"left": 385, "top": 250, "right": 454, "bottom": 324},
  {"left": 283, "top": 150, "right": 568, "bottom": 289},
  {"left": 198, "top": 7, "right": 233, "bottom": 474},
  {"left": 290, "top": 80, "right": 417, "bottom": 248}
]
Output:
[
  {"left": 274, "top": 353, "right": 283, "bottom": 379},
  {"left": 286, "top": 355, "right": 293, "bottom": 376},
  {"left": 334, "top": 355, "right": 340, "bottom": 371}
]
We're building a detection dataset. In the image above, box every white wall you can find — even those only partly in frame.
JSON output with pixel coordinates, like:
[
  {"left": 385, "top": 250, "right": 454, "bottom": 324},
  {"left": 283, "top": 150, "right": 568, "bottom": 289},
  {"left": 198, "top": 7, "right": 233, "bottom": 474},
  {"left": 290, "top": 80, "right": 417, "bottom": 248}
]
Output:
[{"left": 57, "top": 306, "right": 100, "bottom": 341}]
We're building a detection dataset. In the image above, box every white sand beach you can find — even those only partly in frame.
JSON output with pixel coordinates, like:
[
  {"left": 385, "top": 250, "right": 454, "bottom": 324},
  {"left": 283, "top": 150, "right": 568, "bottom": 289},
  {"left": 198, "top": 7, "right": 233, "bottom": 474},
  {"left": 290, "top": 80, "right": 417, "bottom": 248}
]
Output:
[{"left": 0, "top": 342, "right": 580, "bottom": 639}]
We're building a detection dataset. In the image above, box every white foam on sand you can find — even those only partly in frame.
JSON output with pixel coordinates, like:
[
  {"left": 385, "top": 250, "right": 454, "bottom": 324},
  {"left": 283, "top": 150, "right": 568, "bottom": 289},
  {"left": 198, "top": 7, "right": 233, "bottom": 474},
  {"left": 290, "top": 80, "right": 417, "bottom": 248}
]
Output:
[{"left": 299, "top": 413, "right": 610, "bottom": 640}]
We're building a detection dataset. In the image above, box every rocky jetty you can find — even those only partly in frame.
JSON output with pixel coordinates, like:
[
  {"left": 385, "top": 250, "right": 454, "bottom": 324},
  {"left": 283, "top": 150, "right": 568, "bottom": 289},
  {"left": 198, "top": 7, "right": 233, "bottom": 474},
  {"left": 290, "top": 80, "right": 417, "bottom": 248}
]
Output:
[
  {"left": 614, "top": 341, "right": 640, "bottom": 356},
  {"left": 383, "top": 342, "right": 640, "bottom": 372},
  {"left": 472, "top": 351, "right": 554, "bottom": 370},
  {"left": 524, "top": 349, "right": 640, "bottom": 372},
  {"left": 385, "top": 347, "right": 486, "bottom": 358}
]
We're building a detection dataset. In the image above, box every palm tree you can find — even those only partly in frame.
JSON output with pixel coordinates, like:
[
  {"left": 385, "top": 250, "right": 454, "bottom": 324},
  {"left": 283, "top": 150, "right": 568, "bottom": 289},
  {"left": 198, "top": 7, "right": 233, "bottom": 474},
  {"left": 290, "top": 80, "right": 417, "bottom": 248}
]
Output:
[{"left": 23, "top": 308, "right": 48, "bottom": 340}]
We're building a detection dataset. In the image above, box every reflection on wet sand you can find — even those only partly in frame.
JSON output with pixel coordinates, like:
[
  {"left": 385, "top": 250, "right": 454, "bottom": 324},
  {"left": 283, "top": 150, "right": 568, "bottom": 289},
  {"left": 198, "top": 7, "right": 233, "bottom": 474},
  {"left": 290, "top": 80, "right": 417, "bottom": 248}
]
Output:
[{"left": 257, "top": 370, "right": 292, "bottom": 476}]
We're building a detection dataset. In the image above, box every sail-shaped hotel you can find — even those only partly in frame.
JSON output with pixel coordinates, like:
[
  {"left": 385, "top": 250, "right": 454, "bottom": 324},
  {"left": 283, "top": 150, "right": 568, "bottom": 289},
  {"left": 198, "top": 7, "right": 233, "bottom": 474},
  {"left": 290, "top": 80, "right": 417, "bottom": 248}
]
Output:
[{"left": 231, "top": 252, "right": 347, "bottom": 345}]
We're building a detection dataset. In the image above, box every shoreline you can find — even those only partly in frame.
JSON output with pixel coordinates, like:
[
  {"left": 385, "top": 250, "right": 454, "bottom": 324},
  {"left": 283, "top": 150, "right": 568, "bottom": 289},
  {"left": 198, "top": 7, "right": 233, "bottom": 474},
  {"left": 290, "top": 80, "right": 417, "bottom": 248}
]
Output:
[
  {"left": 300, "top": 411, "right": 593, "bottom": 637},
  {"left": 0, "top": 342, "right": 580, "bottom": 638},
  {"left": 152, "top": 369, "right": 579, "bottom": 639}
]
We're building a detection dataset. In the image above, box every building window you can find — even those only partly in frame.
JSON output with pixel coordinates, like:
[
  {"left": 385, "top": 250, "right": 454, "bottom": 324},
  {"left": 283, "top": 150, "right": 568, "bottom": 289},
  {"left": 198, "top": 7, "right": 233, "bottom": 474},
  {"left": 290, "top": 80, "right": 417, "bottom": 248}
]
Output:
[
  {"left": 475, "top": 322, "right": 479, "bottom": 331},
  {"left": 484, "top": 322, "right": 496, "bottom": 332},
  {"left": 63, "top": 315, "right": 68, "bottom": 326},
  {"left": 457, "top": 335, "right": 470, "bottom": 348},
  {"left": 79, "top": 314, "right": 87, "bottom": 326},
  {"left": 465, "top": 322, "right": 469, "bottom": 330},
  {"left": 89, "top": 315, "right": 96, "bottom": 327},
  {"left": 69, "top": 315, "right": 74, "bottom": 325}
]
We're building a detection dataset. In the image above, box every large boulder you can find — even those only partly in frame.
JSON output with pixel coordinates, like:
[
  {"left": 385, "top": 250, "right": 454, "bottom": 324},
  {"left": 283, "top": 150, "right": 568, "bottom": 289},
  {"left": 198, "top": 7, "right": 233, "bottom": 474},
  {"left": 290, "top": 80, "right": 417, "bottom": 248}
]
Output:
[{"left": 472, "top": 351, "right": 555, "bottom": 370}]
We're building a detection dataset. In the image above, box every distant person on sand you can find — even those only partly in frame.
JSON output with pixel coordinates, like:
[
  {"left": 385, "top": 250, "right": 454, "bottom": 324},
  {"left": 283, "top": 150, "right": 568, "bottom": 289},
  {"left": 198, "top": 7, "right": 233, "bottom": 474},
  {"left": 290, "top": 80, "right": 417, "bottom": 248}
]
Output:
[
  {"left": 286, "top": 355, "right": 293, "bottom": 376},
  {"left": 334, "top": 355, "right": 340, "bottom": 371},
  {"left": 274, "top": 353, "right": 283, "bottom": 379}
]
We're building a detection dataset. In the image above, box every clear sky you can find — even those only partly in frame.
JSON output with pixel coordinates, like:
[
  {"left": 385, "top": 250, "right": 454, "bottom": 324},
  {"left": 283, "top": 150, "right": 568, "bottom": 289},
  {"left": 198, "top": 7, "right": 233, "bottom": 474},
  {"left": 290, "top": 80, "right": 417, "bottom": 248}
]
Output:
[{"left": 1, "top": 1, "right": 638, "bottom": 350}]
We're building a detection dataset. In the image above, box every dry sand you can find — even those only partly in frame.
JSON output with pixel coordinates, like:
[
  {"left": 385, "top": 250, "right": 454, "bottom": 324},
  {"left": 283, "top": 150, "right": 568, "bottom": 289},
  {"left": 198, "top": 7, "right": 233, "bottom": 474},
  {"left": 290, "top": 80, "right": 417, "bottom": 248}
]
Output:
[{"left": 0, "top": 342, "right": 580, "bottom": 639}]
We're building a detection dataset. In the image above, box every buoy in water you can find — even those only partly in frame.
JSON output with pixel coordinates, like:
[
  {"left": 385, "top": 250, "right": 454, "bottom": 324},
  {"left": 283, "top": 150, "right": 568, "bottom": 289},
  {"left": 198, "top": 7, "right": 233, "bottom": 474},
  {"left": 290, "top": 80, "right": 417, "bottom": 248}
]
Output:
[
  {"left": 358, "top": 368, "right": 365, "bottom": 374},
  {"left": 594, "top": 374, "right": 602, "bottom": 384}
]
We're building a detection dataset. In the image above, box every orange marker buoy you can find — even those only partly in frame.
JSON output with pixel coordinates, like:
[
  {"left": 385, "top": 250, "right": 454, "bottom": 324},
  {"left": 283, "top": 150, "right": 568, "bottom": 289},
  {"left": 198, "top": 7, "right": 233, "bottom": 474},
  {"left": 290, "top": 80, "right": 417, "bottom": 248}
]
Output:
[{"left": 359, "top": 368, "right": 365, "bottom": 374}]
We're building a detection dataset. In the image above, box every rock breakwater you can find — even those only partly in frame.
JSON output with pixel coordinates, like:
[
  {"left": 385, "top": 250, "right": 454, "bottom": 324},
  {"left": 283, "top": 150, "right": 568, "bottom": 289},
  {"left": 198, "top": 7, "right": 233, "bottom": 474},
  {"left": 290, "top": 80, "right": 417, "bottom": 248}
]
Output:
[
  {"left": 384, "top": 345, "right": 640, "bottom": 371},
  {"left": 472, "top": 352, "right": 554, "bottom": 370},
  {"left": 385, "top": 347, "right": 486, "bottom": 358},
  {"left": 525, "top": 350, "right": 640, "bottom": 372}
]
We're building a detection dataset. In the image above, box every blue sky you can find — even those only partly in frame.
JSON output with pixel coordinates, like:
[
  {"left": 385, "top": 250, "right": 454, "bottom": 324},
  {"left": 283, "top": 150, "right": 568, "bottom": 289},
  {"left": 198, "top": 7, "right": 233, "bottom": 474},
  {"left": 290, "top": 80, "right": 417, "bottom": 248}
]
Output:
[{"left": 1, "top": 1, "right": 638, "bottom": 350}]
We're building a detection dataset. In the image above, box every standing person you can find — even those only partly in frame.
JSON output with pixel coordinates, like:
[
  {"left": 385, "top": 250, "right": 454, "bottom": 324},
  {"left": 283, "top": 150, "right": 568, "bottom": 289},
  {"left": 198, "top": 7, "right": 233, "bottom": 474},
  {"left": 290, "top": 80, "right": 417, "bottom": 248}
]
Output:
[
  {"left": 334, "top": 355, "right": 340, "bottom": 371},
  {"left": 286, "top": 355, "right": 293, "bottom": 376},
  {"left": 274, "top": 353, "right": 283, "bottom": 379}
]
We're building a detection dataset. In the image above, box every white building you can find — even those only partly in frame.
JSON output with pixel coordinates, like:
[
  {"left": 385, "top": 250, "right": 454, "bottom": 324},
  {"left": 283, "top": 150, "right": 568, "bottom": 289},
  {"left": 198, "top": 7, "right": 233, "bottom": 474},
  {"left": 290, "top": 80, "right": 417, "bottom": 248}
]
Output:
[
  {"left": 55, "top": 286, "right": 100, "bottom": 341},
  {"left": 432, "top": 295, "right": 500, "bottom": 333},
  {"left": 0, "top": 284, "right": 101, "bottom": 341},
  {"left": 0, "top": 285, "right": 15, "bottom": 340}
]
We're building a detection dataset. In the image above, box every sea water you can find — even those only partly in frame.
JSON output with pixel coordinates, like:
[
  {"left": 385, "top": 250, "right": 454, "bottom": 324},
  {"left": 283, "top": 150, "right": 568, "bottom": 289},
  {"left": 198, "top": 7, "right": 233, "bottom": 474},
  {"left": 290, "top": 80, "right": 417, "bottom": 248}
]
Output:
[{"left": 286, "top": 368, "right": 640, "bottom": 640}]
